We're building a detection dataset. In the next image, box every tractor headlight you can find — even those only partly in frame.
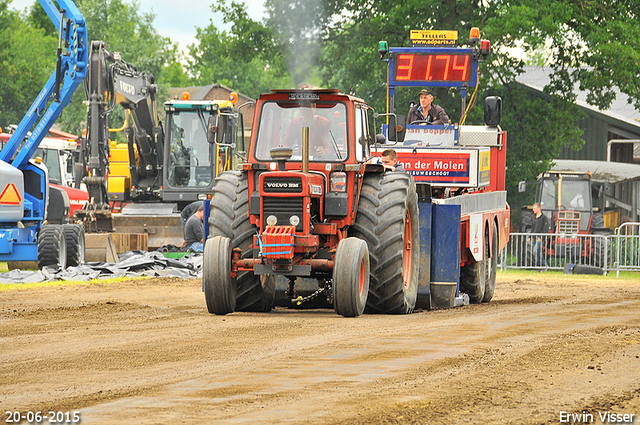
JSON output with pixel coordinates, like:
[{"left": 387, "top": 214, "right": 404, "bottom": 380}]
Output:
[
  {"left": 266, "top": 215, "right": 278, "bottom": 226},
  {"left": 289, "top": 215, "right": 300, "bottom": 227}
]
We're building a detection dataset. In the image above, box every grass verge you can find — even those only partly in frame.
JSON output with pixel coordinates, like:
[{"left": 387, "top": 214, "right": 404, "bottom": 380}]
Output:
[{"left": 497, "top": 268, "right": 640, "bottom": 282}]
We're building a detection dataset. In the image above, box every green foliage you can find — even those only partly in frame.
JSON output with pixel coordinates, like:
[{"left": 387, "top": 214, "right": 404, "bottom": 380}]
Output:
[
  {"left": 0, "top": 1, "right": 57, "bottom": 130},
  {"left": 186, "top": 0, "right": 639, "bottom": 222},
  {"left": 163, "top": 60, "right": 193, "bottom": 88},
  {"left": 1, "top": 0, "right": 178, "bottom": 134},
  {"left": 187, "top": 0, "right": 291, "bottom": 98}
]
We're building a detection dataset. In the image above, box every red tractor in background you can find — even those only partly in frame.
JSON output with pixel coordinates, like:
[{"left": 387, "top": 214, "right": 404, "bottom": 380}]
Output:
[
  {"left": 203, "top": 88, "right": 419, "bottom": 317},
  {"left": 520, "top": 170, "right": 611, "bottom": 268}
]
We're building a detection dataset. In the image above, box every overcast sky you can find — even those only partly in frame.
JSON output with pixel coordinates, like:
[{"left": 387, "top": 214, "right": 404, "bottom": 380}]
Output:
[{"left": 8, "top": 0, "right": 267, "bottom": 54}]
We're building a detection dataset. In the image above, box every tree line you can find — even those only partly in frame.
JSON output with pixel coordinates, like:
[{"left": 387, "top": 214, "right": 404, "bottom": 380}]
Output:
[{"left": 1, "top": 0, "right": 639, "bottom": 211}]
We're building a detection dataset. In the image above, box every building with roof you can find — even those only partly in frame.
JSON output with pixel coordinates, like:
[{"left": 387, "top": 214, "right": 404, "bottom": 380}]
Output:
[
  {"left": 516, "top": 66, "right": 640, "bottom": 164},
  {"left": 517, "top": 67, "right": 640, "bottom": 223}
]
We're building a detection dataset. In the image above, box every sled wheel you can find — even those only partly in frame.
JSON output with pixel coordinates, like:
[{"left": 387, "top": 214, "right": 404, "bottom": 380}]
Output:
[{"left": 483, "top": 224, "right": 498, "bottom": 302}]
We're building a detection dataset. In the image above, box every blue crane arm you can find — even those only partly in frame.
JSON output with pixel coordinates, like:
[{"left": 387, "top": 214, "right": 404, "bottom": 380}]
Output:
[{"left": 0, "top": 0, "right": 87, "bottom": 167}]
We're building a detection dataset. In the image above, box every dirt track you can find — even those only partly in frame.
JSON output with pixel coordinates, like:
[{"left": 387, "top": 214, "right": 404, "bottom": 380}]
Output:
[{"left": 1, "top": 273, "right": 640, "bottom": 424}]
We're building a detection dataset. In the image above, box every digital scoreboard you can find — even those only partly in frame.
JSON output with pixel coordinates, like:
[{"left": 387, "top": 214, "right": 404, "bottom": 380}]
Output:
[{"left": 388, "top": 48, "right": 478, "bottom": 87}]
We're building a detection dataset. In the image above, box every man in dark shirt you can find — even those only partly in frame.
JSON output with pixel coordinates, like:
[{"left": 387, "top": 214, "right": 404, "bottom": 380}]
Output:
[
  {"left": 180, "top": 200, "right": 203, "bottom": 230},
  {"left": 184, "top": 205, "right": 205, "bottom": 252},
  {"left": 527, "top": 203, "right": 549, "bottom": 268},
  {"left": 406, "top": 88, "right": 450, "bottom": 126}
]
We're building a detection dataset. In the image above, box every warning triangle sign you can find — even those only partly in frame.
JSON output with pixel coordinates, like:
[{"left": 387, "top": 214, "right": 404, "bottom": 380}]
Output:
[{"left": 0, "top": 183, "right": 22, "bottom": 205}]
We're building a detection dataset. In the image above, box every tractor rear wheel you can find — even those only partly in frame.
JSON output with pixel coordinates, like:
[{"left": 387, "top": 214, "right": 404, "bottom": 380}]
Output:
[
  {"left": 63, "top": 223, "right": 85, "bottom": 267},
  {"left": 483, "top": 224, "right": 498, "bottom": 302},
  {"left": 37, "top": 224, "right": 67, "bottom": 269},
  {"left": 209, "top": 171, "right": 275, "bottom": 312},
  {"left": 203, "top": 236, "right": 236, "bottom": 315},
  {"left": 333, "top": 237, "right": 370, "bottom": 317},
  {"left": 353, "top": 172, "right": 420, "bottom": 314}
]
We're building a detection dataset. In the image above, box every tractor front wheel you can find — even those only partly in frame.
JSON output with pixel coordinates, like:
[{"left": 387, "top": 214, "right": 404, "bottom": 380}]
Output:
[
  {"left": 203, "top": 236, "right": 237, "bottom": 315},
  {"left": 333, "top": 237, "right": 370, "bottom": 317}
]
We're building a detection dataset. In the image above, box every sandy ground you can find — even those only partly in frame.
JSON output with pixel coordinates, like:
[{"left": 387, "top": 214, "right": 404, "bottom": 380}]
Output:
[{"left": 1, "top": 273, "right": 640, "bottom": 424}]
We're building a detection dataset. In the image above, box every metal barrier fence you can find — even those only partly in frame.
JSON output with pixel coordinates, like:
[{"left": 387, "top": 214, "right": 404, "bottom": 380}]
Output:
[
  {"left": 501, "top": 232, "right": 609, "bottom": 273},
  {"left": 611, "top": 223, "right": 640, "bottom": 278},
  {"left": 501, "top": 223, "right": 640, "bottom": 277}
]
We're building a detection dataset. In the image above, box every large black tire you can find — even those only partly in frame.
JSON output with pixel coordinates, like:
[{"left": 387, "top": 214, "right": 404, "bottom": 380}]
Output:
[
  {"left": 333, "top": 237, "right": 370, "bottom": 317},
  {"left": 460, "top": 258, "right": 486, "bottom": 304},
  {"left": 63, "top": 223, "right": 85, "bottom": 267},
  {"left": 203, "top": 236, "right": 236, "bottom": 315},
  {"left": 483, "top": 224, "right": 498, "bottom": 303},
  {"left": 37, "top": 224, "right": 67, "bottom": 269},
  {"left": 572, "top": 264, "right": 605, "bottom": 275},
  {"left": 353, "top": 172, "right": 420, "bottom": 314},
  {"left": 209, "top": 171, "right": 275, "bottom": 312}
]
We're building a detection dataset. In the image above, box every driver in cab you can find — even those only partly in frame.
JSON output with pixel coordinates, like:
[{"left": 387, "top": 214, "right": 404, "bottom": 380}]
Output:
[
  {"left": 407, "top": 88, "right": 450, "bottom": 126},
  {"left": 282, "top": 104, "right": 333, "bottom": 157}
]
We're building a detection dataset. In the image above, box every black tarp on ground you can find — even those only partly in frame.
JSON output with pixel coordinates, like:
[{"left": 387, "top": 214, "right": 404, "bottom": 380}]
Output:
[{"left": 0, "top": 251, "right": 203, "bottom": 284}]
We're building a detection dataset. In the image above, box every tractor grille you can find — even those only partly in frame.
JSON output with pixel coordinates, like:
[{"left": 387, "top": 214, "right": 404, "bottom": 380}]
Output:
[
  {"left": 557, "top": 211, "right": 580, "bottom": 234},
  {"left": 263, "top": 197, "right": 304, "bottom": 232},
  {"left": 263, "top": 177, "right": 303, "bottom": 193}
]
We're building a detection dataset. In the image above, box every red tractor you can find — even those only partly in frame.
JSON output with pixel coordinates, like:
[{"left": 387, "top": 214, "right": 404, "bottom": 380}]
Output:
[{"left": 203, "top": 89, "right": 419, "bottom": 317}]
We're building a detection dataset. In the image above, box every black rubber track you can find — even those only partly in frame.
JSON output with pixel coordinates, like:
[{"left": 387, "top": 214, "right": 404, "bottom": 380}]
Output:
[
  {"left": 208, "top": 171, "right": 275, "bottom": 312},
  {"left": 353, "top": 172, "right": 420, "bottom": 314}
]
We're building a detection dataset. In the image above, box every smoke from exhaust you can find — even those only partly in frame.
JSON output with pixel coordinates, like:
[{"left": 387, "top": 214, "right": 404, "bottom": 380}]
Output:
[{"left": 269, "top": 0, "right": 324, "bottom": 87}]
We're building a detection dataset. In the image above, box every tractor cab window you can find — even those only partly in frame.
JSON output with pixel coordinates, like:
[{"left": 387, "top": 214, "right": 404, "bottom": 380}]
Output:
[
  {"left": 166, "top": 110, "right": 213, "bottom": 188},
  {"left": 354, "top": 105, "right": 370, "bottom": 161},
  {"left": 254, "top": 101, "right": 348, "bottom": 162},
  {"left": 561, "top": 179, "right": 591, "bottom": 211},
  {"left": 539, "top": 178, "right": 591, "bottom": 212}
]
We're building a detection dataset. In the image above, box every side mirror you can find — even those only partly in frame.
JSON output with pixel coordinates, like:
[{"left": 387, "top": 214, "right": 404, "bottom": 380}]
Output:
[
  {"left": 388, "top": 115, "right": 406, "bottom": 143},
  {"left": 518, "top": 181, "right": 526, "bottom": 193},
  {"left": 207, "top": 115, "right": 216, "bottom": 144},
  {"left": 484, "top": 96, "right": 502, "bottom": 127},
  {"left": 375, "top": 134, "right": 386, "bottom": 145},
  {"left": 216, "top": 115, "right": 227, "bottom": 144}
]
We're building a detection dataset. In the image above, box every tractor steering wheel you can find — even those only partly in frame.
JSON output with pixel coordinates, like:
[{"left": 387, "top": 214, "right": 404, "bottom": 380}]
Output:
[{"left": 409, "top": 120, "right": 433, "bottom": 125}]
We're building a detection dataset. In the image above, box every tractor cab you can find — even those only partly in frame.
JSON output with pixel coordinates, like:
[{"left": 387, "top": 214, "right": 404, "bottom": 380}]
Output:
[
  {"left": 244, "top": 89, "right": 376, "bottom": 234},
  {"left": 535, "top": 171, "right": 594, "bottom": 234}
]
